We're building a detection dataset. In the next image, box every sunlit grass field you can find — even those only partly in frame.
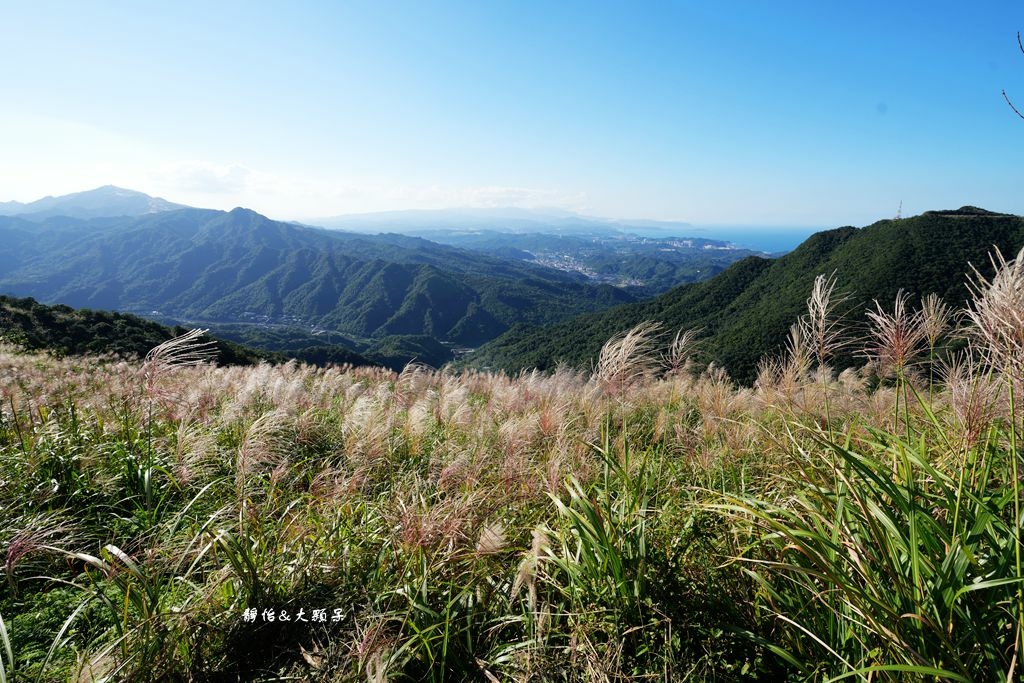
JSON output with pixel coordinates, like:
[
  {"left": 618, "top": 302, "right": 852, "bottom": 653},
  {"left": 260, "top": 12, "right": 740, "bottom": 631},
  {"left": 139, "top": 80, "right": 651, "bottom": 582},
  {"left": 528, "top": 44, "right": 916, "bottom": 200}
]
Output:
[{"left": 3, "top": 250, "right": 1024, "bottom": 681}]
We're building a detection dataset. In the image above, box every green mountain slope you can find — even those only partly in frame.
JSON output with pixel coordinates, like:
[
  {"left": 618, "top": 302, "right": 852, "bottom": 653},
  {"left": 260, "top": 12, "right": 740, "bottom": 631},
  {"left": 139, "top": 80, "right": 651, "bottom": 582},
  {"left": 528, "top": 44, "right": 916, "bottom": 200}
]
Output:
[
  {"left": 463, "top": 207, "right": 1024, "bottom": 383},
  {"left": 0, "top": 207, "right": 635, "bottom": 349},
  {"left": 0, "top": 295, "right": 288, "bottom": 365},
  {"left": 189, "top": 321, "right": 452, "bottom": 370}
]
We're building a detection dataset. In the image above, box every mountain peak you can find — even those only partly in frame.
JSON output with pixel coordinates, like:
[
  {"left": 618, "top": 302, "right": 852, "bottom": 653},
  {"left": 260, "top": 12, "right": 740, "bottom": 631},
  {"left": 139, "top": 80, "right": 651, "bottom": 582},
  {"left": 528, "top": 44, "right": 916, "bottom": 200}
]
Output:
[
  {"left": 95, "top": 184, "right": 141, "bottom": 195},
  {"left": 0, "top": 186, "right": 188, "bottom": 220}
]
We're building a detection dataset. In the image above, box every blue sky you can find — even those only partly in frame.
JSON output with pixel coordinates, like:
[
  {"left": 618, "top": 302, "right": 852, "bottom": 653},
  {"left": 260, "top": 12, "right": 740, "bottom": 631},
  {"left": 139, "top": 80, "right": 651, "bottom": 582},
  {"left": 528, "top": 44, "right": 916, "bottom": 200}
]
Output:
[{"left": 2, "top": 1, "right": 1023, "bottom": 227}]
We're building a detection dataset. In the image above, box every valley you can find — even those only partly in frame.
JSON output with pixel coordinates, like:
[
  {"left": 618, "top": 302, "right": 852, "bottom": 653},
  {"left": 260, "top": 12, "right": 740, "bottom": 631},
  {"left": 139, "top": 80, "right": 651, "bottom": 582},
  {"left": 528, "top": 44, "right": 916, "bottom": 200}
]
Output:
[{"left": 0, "top": 188, "right": 767, "bottom": 369}]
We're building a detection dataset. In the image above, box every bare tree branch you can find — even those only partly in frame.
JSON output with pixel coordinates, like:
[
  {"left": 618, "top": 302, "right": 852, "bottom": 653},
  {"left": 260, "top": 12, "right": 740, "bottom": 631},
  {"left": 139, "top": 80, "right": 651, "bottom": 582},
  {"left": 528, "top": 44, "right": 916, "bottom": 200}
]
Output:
[
  {"left": 1004, "top": 32, "right": 1024, "bottom": 120},
  {"left": 1003, "top": 90, "right": 1024, "bottom": 120}
]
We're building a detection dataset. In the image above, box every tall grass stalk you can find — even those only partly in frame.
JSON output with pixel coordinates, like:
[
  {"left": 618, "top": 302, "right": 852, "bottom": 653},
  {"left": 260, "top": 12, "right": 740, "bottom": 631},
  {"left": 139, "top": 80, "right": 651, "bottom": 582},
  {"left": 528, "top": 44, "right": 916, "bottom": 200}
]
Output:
[
  {"left": 865, "top": 289, "right": 927, "bottom": 445},
  {"left": 800, "top": 271, "right": 849, "bottom": 437},
  {"left": 920, "top": 292, "right": 951, "bottom": 400},
  {"left": 0, "top": 611, "right": 12, "bottom": 683},
  {"left": 721, "top": 420, "right": 1024, "bottom": 680},
  {"left": 532, "top": 419, "right": 676, "bottom": 675},
  {"left": 965, "top": 245, "right": 1024, "bottom": 668}
]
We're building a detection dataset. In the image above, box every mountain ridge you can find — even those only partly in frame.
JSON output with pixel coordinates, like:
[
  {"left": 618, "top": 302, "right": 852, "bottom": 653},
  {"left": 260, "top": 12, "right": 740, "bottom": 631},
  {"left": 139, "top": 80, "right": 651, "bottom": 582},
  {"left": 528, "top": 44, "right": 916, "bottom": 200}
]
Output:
[
  {"left": 0, "top": 185, "right": 187, "bottom": 220},
  {"left": 462, "top": 207, "right": 1024, "bottom": 383},
  {"left": 0, "top": 205, "right": 636, "bottom": 362}
]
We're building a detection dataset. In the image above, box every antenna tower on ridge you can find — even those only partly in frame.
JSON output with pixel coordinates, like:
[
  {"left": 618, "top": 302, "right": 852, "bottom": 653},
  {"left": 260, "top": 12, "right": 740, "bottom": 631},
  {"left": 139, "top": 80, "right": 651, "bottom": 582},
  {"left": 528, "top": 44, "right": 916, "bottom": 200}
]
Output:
[{"left": 895, "top": 200, "right": 902, "bottom": 221}]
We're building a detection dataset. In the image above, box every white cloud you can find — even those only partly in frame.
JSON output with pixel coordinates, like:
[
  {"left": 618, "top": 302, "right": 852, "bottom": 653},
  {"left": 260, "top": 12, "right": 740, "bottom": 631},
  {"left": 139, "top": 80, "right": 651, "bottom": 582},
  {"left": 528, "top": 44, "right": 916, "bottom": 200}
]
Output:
[
  {"left": 0, "top": 114, "right": 592, "bottom": 220},
  {"left": 143, "top": 162, "right": 591, "bottom": 219},
  {"left": 290, "top": 181, "right": 591, "bottom": 217},
  {"left": 0, "top": 115, "right": 164, "bottom": 201},
  {"left": 160, "top": 162, "right": 253, "bottom": 194},
  {"left": 439, "top": 185, "right": 590, "bottom": 211}
]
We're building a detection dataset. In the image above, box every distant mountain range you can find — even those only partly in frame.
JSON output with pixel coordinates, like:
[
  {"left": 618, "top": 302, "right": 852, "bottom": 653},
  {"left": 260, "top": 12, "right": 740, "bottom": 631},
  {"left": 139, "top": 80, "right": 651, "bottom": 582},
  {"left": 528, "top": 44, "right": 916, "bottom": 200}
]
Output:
[
  {"left": 462, "top": 207, "right": 1024, "bottom": 383},
  {"left": 0, "top": 185, "right": 186, "bottom": 220},
  {"left": 309, "top": 207, "right": 816, "bottom": 252},
  {"left": 6, "top": 187, "right": 1012, "bottom": 381},
  {"left": 0, "top": 186, "right": 772, "bottom": 367},
  {"left": 310, "top": 206, "right": 697, "bottom": 237},
  {"left": 0, "top": 191, "right": 644, "bottom": 367}
]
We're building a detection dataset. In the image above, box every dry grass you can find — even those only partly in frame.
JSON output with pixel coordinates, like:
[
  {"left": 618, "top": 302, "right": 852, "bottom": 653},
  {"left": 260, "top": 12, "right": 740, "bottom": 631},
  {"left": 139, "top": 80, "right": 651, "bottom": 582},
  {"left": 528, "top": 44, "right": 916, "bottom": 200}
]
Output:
[{"left": 4, "top": 256, "right": 1024, "bottom": 681}]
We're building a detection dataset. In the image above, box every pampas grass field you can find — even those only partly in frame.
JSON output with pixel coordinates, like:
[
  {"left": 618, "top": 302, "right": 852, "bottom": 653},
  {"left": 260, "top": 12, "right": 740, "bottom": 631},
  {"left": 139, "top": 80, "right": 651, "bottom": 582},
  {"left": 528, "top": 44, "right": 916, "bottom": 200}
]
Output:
[{"left": 3, "top": 250, "right": 1024, "bottom": 681}]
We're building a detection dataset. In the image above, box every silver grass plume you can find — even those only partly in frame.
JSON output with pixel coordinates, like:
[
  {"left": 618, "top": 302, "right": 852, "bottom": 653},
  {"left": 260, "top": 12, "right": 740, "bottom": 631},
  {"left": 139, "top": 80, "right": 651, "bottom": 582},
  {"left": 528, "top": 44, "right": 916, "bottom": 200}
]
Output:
[
  {"left": 865, "top": 289, "right": 927, "bottom": 378},
  {"left": 920, "top": 293, "right": 952, "bottom": 350},
  {"left": 594, "top": 321, "right": 663, "bottom": 396},
  {"left": 662, "top": 327, "right": 702, "bottom": 376},
  {"left": 143, "top": 328, "right": 218, "bottom": 395},
  {"left": 799, "top": 270, "right": 850, "bottom": 370},
  {"left": 965, "top": 246, "right": 1024, "bottom": 381},
  {"left": 145, "top": 328, "right": 218, "bottom": 369}
]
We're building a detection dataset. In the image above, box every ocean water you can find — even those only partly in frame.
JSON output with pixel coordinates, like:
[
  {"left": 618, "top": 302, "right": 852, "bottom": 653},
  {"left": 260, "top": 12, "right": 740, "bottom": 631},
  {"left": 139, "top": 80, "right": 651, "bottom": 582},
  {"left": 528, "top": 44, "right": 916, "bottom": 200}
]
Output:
[{"left": 687, "top": 226, "right": 821, "bottom": 254}]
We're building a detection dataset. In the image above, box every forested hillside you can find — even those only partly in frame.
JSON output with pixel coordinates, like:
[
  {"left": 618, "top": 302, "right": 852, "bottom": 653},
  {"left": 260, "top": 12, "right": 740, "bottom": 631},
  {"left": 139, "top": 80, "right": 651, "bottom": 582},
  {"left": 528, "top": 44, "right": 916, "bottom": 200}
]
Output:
[
  {"left": 0, "top": 295, "right": 285, "bottom": 365},
  {"left": 0, "top": 207, "right": 634, "bottom": 350},
  {"left": 464, "top": 207, "right": 1024, "bottom": 382}
]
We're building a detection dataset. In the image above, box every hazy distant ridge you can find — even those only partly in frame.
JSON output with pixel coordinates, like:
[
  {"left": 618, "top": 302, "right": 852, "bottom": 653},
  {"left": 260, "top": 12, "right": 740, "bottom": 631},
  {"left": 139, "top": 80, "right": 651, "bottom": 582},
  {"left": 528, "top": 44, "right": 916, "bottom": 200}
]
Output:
[{"left": 0, "top": 185, "right": 186, "bottom": 220}]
